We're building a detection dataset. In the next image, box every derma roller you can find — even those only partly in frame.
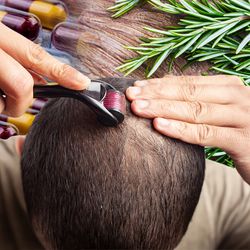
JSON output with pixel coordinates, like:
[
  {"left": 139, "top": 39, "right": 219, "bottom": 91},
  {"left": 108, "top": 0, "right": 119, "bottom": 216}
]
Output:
[
  {"left": 33, "top": 80, "right": 126, "bottom": 126},
  {"left": 0, "top": 80, "right": 126, "bottom": 127}
]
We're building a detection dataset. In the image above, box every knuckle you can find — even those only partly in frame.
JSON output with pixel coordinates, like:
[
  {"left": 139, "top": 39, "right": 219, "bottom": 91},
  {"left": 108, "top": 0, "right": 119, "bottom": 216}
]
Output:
[
  {"left": 151, "top": 84, "right": 165, "bottom": 98},
  {"left": 182, "top": 76, "right": 195, "bottom": 85},
  {"left": 195, "top": 124, "right": 213, "bottom": 144},
  {"left": 176, "top": 122, "right": 188, "bottom": 137},
  {"left": 189, "top": 101, "right": 206, "bottom": 123},
  {"left": 159, "top": 101, "right": 173, "bottom": 114},
  {"left": 27, "top": 43, "right": 47, "bottom": 67},
  {"left": 182, "top": 83, "right": 198, "bottom": 101},
  {"left": 51, "top": 63, "right": 73, "bottom": 79}
]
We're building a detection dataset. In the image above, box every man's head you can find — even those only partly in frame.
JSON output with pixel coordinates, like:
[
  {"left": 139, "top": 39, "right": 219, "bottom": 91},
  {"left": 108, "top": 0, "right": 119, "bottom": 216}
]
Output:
[{"left": 21, "top": 78, "right": 205, "bottom": 250}]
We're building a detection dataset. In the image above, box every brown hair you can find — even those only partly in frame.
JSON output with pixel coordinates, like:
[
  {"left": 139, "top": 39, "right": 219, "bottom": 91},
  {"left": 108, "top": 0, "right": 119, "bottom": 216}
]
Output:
[{"left": 21, "top": 78, "right": 205, "bottom": 250}]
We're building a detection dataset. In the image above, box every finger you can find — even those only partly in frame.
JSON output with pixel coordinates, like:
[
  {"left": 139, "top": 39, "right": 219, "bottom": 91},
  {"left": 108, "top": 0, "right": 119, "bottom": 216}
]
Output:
[
  {"left": 0, "top": 49, "right": 33, "bottom": 116},
  {"left": 126, "top": 83, "right": 249, "bottom": 105},
  {"left": 0, "top": 23, "right": 90, "bottom": 90},
  {"left": 153, "top": 118, "right": 240, "bottom": 152},
  {"left": 134, "top": 75, "right": 243, "bottom": 87},
  {"left": 131, "top": 100, "right": 249, "bottom": 127}
]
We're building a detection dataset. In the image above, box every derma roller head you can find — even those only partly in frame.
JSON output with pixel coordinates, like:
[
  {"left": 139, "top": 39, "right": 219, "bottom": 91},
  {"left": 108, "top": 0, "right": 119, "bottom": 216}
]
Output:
[
  {"left": 91, "top": 80, "right": 126, "bottom": 126},
  {"left": 102, "top": 89, "right": 126, "bottom": 124}
]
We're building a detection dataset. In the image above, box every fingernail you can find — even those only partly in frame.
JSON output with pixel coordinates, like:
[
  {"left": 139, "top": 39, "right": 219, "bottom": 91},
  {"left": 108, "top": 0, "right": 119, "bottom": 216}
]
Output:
[
  {"left": 127, "top": 87, "right": 141, "bottom": 97},
  {"left": 77, "top": 72, "right": 91, "bottom": 89},
  {"left": 156, "top": 118, "right": 170, "bottom": 128},
  {"left": 135, "top": 100, "right": 149, "bottom": 109},
  {"left": 134, "top": 80, "right": 148, "bottom": 87}
]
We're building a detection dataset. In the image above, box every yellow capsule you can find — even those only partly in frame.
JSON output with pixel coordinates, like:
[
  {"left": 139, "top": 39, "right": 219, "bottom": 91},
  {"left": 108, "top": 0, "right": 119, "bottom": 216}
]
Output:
[
  {"left": 7, "top": 113, "right": 35, "bottom": 135},
  {"left": 29, "top": 1, "right": 67, "bottom": 29}
]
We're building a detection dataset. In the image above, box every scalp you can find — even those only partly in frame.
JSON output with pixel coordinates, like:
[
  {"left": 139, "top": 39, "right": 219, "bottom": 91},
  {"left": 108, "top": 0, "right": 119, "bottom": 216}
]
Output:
[{"left": 21, "top": 78, "right": 205, "bottom": 250}]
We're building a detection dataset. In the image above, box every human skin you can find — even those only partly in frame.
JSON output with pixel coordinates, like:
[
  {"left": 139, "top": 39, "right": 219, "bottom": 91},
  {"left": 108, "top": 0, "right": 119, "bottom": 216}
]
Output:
[
  {"left": 126, "top": 75, "right": 250, "bottom": 184},
  {"left": 0, "top": 23, "right": 90, "bottom": 117}
]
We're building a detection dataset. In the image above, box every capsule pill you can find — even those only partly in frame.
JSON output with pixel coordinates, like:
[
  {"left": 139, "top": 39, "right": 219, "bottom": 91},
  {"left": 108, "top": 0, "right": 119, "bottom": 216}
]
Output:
[
  {"left": 0, "top": 7, "right": 41, "bottom": 40},
  {"left": 0, "top": 0, "right": 68, "bottom": 29},
  {"left": 51, "top": 22, "right": 81, "bottom": 54},
  {"left": 0, "top": 113, "right": 35, "bottom": 135}
]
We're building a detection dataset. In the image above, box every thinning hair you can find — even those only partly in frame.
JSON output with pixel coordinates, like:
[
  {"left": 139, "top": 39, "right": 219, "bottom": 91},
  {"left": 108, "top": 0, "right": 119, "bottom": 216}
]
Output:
[{"left": 21, "top": 78, "right": 205, "bottom": 250}]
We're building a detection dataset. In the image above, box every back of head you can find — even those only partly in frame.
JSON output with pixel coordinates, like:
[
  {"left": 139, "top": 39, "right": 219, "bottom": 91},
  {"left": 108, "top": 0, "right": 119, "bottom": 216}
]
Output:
[{"left": 21, "top": 78, "right": 205, "bottom": 250}]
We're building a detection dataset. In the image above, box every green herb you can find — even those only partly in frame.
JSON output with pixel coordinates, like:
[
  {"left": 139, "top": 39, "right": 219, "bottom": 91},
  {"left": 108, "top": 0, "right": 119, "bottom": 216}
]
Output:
[
  {"left": 113, "top": 0, "right": 250, "bottom": 79},
  {"left": 107, "top": 0, "right": 144, "bottom": 18},
  {"left": 205, "top": 147, "right": 234, "bottom": 167}
]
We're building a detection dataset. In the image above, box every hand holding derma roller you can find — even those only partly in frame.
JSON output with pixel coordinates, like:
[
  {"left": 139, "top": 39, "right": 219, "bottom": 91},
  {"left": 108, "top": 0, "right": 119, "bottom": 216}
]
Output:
[
  {"left": 33, "top": 81, "right": 126, "bottom": 127},
  {"left": 0, "top": 80, "right": 126, "bottom": 127},
  {"left": 0, "top": 22, "right": 90, "bottom": 117}
]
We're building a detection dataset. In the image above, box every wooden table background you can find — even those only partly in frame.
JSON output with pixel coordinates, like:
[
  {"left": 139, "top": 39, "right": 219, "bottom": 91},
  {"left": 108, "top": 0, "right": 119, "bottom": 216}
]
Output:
[{"left": 64, "top": 0, "right": 209, "bottom": 79}]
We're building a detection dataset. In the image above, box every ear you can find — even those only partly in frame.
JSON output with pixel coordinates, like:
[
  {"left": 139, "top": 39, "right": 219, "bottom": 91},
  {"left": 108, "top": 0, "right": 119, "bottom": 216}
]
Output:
[{"left": 15, "top": 136, "right": 26, "bottom": 157}]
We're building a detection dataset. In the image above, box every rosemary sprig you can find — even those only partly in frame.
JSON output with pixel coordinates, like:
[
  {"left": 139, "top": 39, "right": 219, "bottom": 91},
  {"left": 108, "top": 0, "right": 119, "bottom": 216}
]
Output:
[
  {"left": 205, "top": 147, "right": 234, "bottom": 167},
  {"left": 188, "top": 37, "right": 250, "bottom": 84},
  {"left": 109, "top": 0, "right": 144, "bottom": 16},
  {"left": 107, "top": 0, "right": 144, "bottom": 18},
  {"left": 115, "top": 0, "right": 250, "bottom": 78}
]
